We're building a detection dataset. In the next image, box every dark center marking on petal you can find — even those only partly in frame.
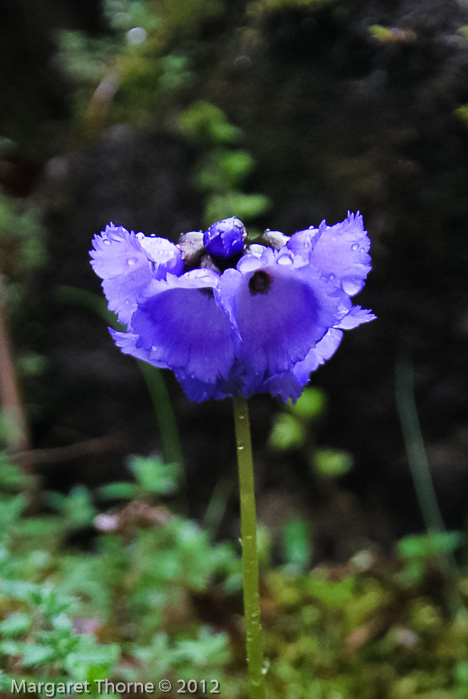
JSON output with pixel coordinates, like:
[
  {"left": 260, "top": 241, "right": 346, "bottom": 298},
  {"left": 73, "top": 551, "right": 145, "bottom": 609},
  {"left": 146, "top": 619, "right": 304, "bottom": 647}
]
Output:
[
  {"left": 199, "top": 287, "right": 214, "bottom": 298},
  {"left": 249, "top": 270, "right": 272, "bottom": 296}
]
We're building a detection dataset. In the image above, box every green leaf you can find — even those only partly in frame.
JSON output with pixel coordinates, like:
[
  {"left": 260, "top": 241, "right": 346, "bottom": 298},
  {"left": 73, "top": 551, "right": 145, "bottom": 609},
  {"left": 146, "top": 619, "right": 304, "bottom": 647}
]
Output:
[
  {"left": 455, "top": 662, "right": 468, "bottom": 686},
  {"left": 175, "top": 627, "right": 230, "bottom": 667},
  {"left": 51, "top": 613, "right": 73, "bottom": 633},
  {"left": 269, "top": 413, "right": 305, "bottom": 451},
  {"left": 283, "top": 518, "right": 312, "bottom": 571},
  {"left": 22, "top": 643, "right": 56, "bottom": 666},
  {"left": 205, "top": 193, "right": 270, "bottom": 225},
  {"left": 306, "top": 576, "right": 354, "bottom": 609},
  {"left": 65, "top": 640, "right": 120, "bottom": 683},
  {"left": 0, "top": 613, "right": 31, "bottom": 636},
  {"left": 0, "top": 494, "right": 26, "bottom": 530},
  {"left": 218, "top": 150, "right": 255, "bottom": 187},
  {"left": 313, "top": 449, "right": 353, "bottom": 478},
  {"left": 397, "top": 531, "right": 463, "bottom": 559},
  {"left": 0, "top": 640, "right": 23, "bottom": 656},
  {"left": 129, "top": 456, "right": 180, "bottom": 495},
  {"left": 0, "top": 461, "right": 30, "bottom": 490},
  {"left": 48, "top": 486, "right": 96, "bottom": 529},
  {"left": 368, "top": 24, "right": 395, "bottom": 42},
  {"left": 288, "top": 387, "right": 327, "bottom": 420},
  {"left": 96, "top": 482, "right": 136, "bottom": 500},
  {"left": 178, "top": 101, "right": 242, "bottom": 145}
]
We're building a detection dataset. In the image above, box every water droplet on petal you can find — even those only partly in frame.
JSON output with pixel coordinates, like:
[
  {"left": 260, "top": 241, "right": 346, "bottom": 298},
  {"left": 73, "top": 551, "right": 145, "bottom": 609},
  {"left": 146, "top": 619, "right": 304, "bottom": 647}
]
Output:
[
  {"left": 342, "top": 275, "right": 363, "bottom": 295},
  {"left": 328, "top": 273, "right": 335, "bottom": 281},
  {"left": 277, "top": 252, "right": 293, "bottom": 265},
  {"left": 150, "top": 233, "right": 156, "bottom": 237},
  {"left": 351, "top": 243, "right": 359, "bottom": 251},
  {"left": 103, "top": 239, "right": 112, "bottom": 245},
  {"left": 127, "top": 258, "right": 137, "bottom": 266}
]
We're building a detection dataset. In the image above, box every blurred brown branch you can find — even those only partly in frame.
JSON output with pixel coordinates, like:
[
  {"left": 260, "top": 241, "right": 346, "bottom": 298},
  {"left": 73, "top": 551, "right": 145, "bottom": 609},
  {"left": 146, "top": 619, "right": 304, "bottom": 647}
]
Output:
[{"left": 0, "top": 274, "right": 30, "bottom": 454}]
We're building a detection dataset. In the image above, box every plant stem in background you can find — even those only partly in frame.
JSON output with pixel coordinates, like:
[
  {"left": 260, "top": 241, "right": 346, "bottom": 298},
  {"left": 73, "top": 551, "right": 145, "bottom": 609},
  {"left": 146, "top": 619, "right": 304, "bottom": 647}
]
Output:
[
  {"left": 395, "top": 348, "right": 465, "bottom": 615},
  {"left": 232, "top": 397, "right": 266, "bottom": 699},
  {"left": 395, "top": 349, "right": 445, "bottom": 534},
  {"left": 57, "top": 285, "right": 183, "bottom": 467},
  {"left": 0, "top": 275, "right": 37, "bottom": 512},
  {"left": 0, "top": 276, "right": 30, "bottom": 453},
  {"left": 136, "top": 359, "right": 183, "bottom": 467}
]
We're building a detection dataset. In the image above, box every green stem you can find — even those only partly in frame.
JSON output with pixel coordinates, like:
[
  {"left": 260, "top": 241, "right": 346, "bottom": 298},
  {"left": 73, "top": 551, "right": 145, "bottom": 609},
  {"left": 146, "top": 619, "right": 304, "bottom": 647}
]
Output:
[
  {"left": 57, "top": 285, "right": 183, "bottom": 468},
  {"left": 233, "top": 397, "right": 266, "bottom": 699},
  {"left": 395, "top": 348, "right": 465, "bottom": 616},
  {"left": 136, "top": 359, "right": 184, "bottom": 467},
  {"left": 395, "top": 349, "right": 444, "bottom": 534}
]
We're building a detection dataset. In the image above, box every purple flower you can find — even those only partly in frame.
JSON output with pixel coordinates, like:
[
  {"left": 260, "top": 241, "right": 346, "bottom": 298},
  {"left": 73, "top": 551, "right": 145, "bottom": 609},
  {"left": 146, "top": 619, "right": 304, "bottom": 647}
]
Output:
[{"left": 90, "top": 215, "right": 375, "bottom": 402}]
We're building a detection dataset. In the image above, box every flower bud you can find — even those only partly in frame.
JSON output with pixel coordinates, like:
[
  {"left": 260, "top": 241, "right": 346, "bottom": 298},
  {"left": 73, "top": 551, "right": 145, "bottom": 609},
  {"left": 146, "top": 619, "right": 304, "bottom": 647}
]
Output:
[{"left": 203, "top": 217, "right": 247, "bottom": 258}]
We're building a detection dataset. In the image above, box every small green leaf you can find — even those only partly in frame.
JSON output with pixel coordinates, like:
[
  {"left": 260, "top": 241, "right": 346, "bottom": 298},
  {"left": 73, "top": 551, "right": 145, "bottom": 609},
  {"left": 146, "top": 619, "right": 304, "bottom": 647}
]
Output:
[
  {"left": 283, "top": 518, "right": 312, "bottom": 571},
  {"left": 205, "top": 193, "right": 270, "bottom": 226},
  {"left": 368, "top": 24, "right": 395, "bottom": 42},
  {"left": 97, "top": 482, "right": 136, "bottom": 500},
  {"left": 397, "top": 531, "right": 463, "bottom": 559},
  {"left": 269, "top": 413, "right": 305, "bottom": 451},
  {"left": 129, "top": 456, "right": 180, "bottom": 495},
  {"left": 306, "top": 576, "right": 354, "bottom": 609},
  {"left": 0, "top": 494, "right": 26, "bottom": 529},
  {"left": 288, "top": 387, "right": 327, "bottom": 420},
  {"left": 0, "top": 613, "right": 31, "bottom": 636},
  {"left": 52, "top": 613, "right": 73, "bottom": 633},
  {"left": 313, "top": 449, "right": 353, "bottom": 478},
  {"left": 175, "top": 627, "right": 230, "bottom": 667},
  {"left": 219, "top": 150, "right": 255, "bottom": 186},
  {"left": 22, "top": 643, "right": 56, "bottom": 666},
  {"left": 178, "top": 101, "right": 242, "bottom": 145},
  {"left": 65, "top": 640, "right": 120, "bottom": 682}
]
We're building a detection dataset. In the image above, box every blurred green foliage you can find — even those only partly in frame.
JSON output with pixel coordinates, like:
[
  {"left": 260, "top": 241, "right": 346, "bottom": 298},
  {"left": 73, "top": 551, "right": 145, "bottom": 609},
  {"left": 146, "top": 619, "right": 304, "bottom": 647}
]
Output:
[
  {"left": 246, "top": 0, "right": 334, "bottom": 16},
  {"left": 56, "top": 0, "right": 225, "bottom": 128},
  {"left": 58, "top": 1, "right": 271, "bottom": 228},
  {"left": 0, "top": 450, "right": 239, "bottom": 697},
  {"left": 179, "top": 101, "right": 271, "bottom": 226},
  {"left": 0, "top": 194, "right": 46, "bottom": 277},
  {"left": 1, "top": 443, "right": 468, "bottom": 697},
  {"left": 0, "top": 191, "right": 46, "bottom": 318},
  {"left": 269, "top": 387, "right": 353, "bottom": 478}
]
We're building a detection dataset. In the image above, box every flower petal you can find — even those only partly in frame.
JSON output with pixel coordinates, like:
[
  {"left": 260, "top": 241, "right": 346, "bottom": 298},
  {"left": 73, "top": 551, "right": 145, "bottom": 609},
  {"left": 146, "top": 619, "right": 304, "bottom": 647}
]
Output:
[
  {"left": 240, "top": 370, "right": 303, "bottom": 402},
  {"left": 174, "top": 371, "right": 236, "bottom": 402},
  {"left": 219, "top": 257, "right": 351, "bottom": 377},
  {"left": 90, "top": 224, "right": 153, "bottom": 324},
  {"left": 109, "top": 329, "right": 170, "bottom": 369},
  {"left": 286, "top": 224, "right": 322, "bottom": 259},
  {"left": 136, "top": 233, "right": 183, "bottom": 278},
  {"left": 292, "top": 328, "right": 344, "bottom": 384},
  {"left": 90, "top": 223, "right": 183, "bottom": 324},
  {"left": 307, "top": 212, "right": 372, "bottom": 295},
  {"left": 337, "top": 305, "right": 377, "bottom": 329},
  {"left": 131, "top": 270, "right": 238, "bottom": 383}
]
